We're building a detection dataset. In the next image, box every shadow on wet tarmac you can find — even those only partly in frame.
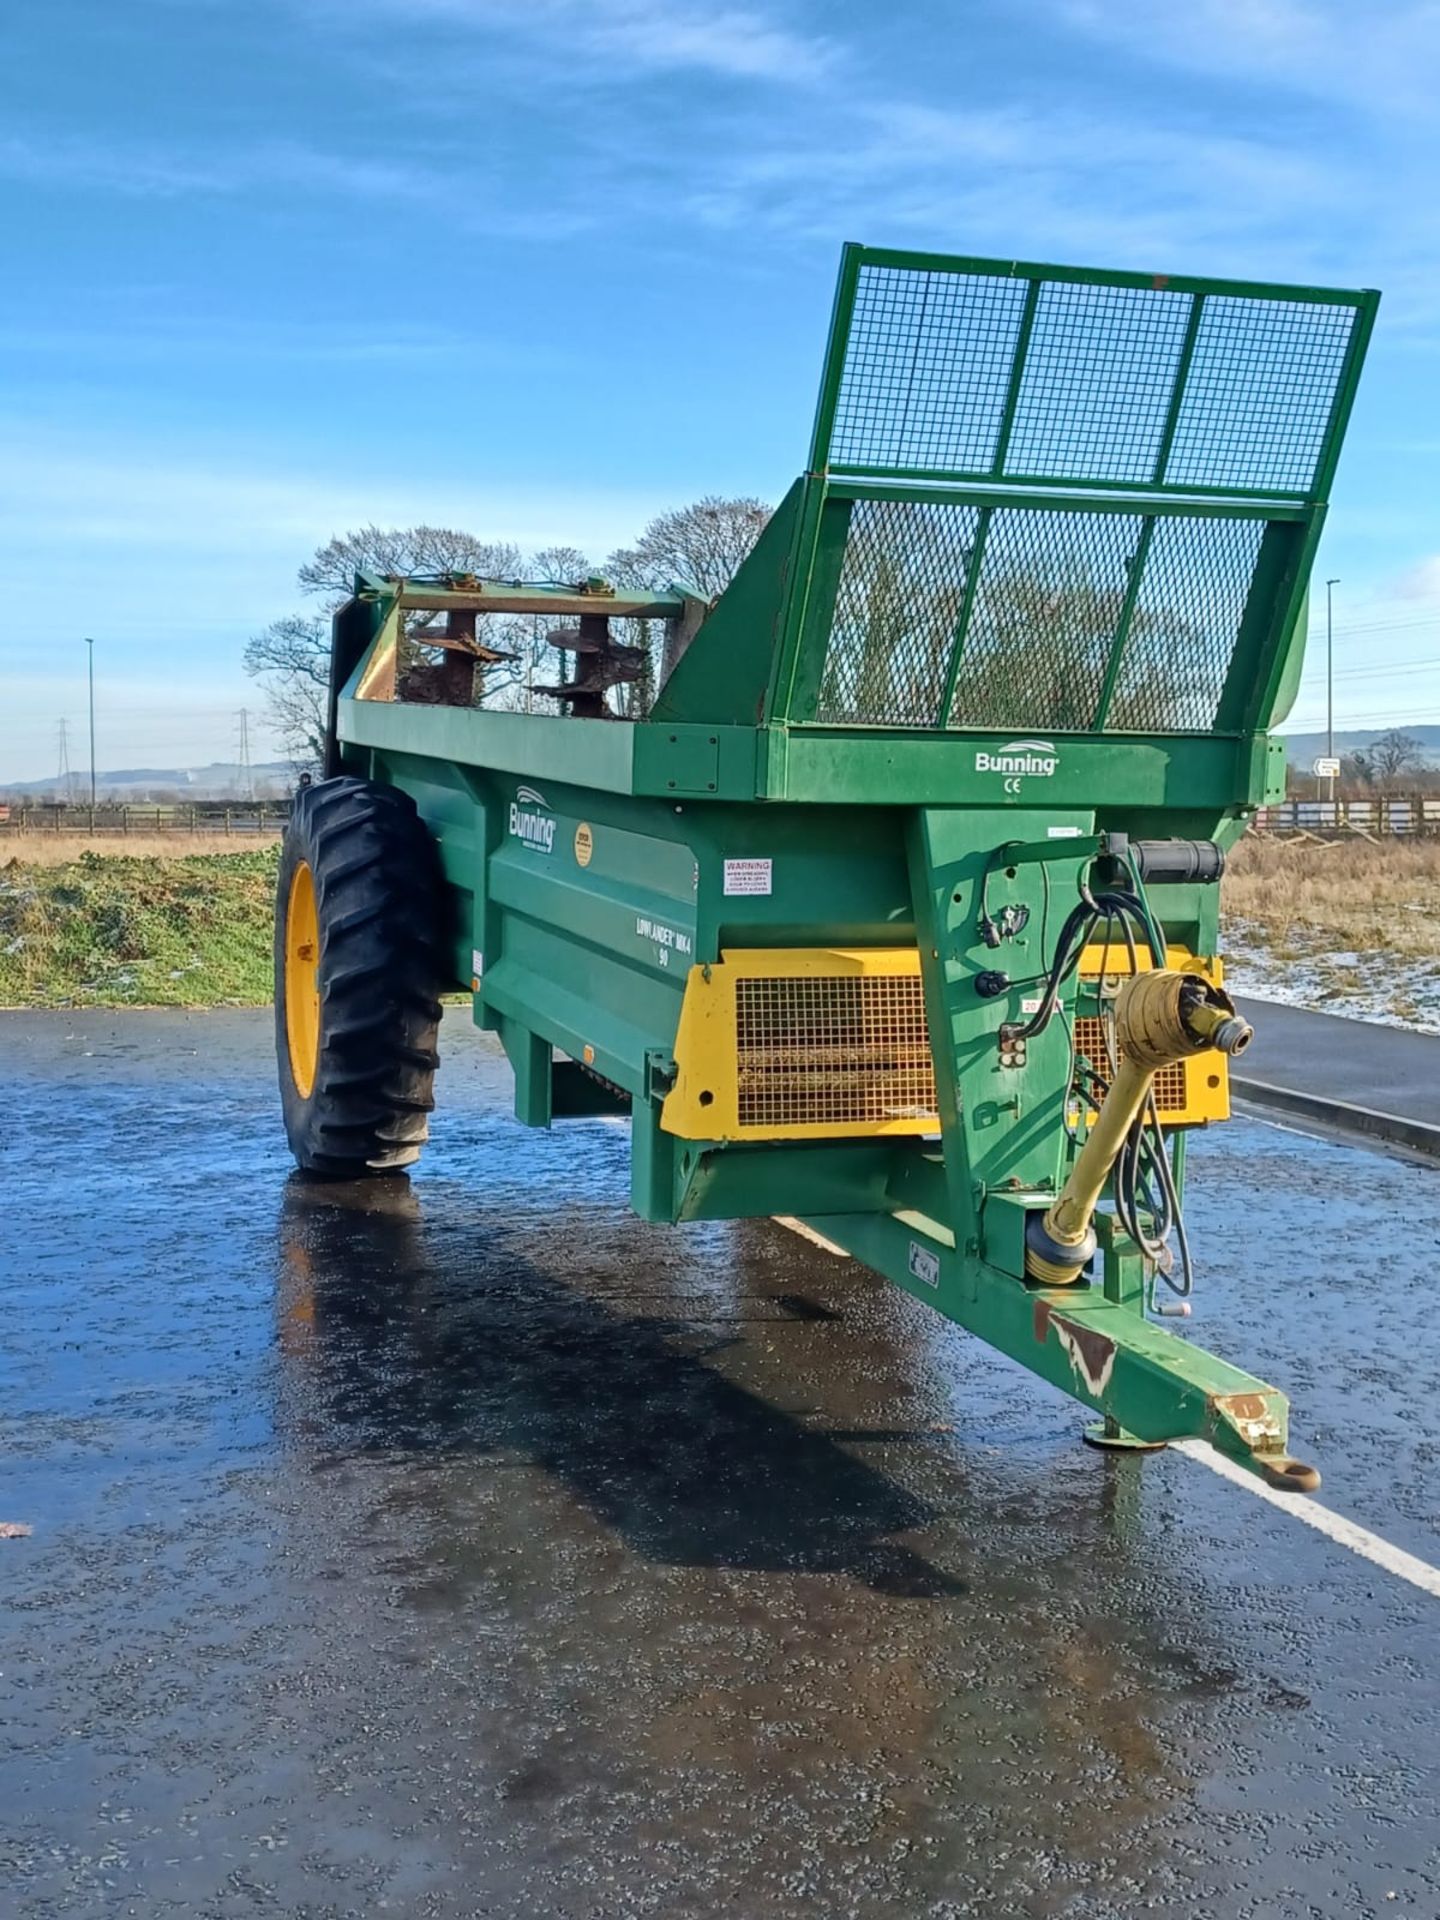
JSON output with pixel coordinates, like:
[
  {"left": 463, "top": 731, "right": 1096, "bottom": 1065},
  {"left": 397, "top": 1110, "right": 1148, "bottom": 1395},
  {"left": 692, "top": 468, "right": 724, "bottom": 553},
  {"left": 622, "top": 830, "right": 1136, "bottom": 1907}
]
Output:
[{"left": 274, "top": 1173, "right": 966, "bottom": 1598}]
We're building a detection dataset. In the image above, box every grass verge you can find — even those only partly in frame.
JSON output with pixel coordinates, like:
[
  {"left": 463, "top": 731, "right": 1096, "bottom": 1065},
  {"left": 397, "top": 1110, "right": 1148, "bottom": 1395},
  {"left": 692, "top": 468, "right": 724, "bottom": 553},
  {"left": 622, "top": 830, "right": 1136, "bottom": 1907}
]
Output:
[{"left": 0, "top": 847, "right": 279, "bottom": 1009}]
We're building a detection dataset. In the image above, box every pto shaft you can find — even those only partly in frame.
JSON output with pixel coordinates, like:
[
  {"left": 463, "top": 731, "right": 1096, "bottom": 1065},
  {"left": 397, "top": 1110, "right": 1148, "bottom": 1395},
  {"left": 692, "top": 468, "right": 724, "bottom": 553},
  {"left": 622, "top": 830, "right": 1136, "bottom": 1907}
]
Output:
[{"left": 1024, "top": 971, "right": 1252, "bottom": 1286}]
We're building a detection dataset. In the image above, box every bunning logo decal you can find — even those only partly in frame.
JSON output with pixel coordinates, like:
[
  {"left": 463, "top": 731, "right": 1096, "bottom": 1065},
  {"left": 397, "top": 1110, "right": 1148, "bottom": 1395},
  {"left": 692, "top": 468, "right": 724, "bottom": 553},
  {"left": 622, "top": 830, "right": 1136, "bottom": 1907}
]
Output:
[
  {"left": 509, "top": 784, "right": 556, "bottom": 854},
  {"left": 974, "top": 738, "right": 1059, "bottom": 795}
]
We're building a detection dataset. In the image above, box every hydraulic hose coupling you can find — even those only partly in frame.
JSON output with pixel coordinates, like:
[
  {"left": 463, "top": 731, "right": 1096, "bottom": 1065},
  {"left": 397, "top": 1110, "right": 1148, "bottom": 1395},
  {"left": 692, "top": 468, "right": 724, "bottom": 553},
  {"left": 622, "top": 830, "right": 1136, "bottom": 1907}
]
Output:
[
  {"left": 1024, "top": 971, "right": 1252, "bottom": 1286},
  {"left": 1117, "top": 970, "right": 1252, "bottom": 1069}
]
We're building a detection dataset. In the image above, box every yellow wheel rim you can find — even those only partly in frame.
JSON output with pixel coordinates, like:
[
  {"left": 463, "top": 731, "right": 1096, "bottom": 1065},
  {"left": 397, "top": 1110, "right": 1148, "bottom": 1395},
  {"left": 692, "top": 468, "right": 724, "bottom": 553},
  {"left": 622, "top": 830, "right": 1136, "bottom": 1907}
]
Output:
[{"left": 284, "top": 860, "right": 321, "bottom": 1098}]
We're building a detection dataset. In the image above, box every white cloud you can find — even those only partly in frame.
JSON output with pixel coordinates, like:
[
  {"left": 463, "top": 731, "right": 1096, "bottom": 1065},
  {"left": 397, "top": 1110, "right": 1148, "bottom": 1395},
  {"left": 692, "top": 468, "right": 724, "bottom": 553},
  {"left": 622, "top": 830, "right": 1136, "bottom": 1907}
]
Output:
[
  {"left": 0, "top": 129, "right": 599, "bottom": 241},
  {"left": 303, "top": 0, "right": 836, "bottom": 81},
  {"left": 4, "top": 6, "right": 1412, "bottom": 312},
  {"left": 0, "top": 431, "right": 662, "bottom": 561},
  {"left": 684, "top": 94, "right": 1356, "bottom": 274},
  {"left": 1026, "top": 0, "right": 1439, "bottom": 331},
  {"left": 0, "top": 132, "right": 445, "bottom": 203},
  {"left": 0, "top": 311, "right": 568, "bottom": 374},
  {"left": 1054, "top": 0, "right": 1440, "bottom": 117},
  {"left": 1388, "top": 557, "right": 1440, "bottom": 602},
  {"left": 581, "top": 0, "right": 832, "bottom": 78}
]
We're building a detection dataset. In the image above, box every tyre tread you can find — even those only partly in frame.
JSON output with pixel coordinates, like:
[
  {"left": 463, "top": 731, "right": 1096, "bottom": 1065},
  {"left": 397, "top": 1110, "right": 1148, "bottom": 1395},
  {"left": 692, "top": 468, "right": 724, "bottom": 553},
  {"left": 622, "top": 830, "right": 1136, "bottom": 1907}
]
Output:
[{"left": 274, "top": 775, "right": 446, "bottom": 1176}]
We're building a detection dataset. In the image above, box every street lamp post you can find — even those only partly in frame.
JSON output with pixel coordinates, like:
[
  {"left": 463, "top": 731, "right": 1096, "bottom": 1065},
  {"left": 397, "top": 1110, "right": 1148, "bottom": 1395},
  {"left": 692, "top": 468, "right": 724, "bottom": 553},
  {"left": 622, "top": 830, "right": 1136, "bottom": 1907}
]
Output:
[
  {"left": 85, "top": 636, "right": 96, "bottom": 809},
  {"left": 1325, "top": 579, "right": 1339, "bottom": 809}
]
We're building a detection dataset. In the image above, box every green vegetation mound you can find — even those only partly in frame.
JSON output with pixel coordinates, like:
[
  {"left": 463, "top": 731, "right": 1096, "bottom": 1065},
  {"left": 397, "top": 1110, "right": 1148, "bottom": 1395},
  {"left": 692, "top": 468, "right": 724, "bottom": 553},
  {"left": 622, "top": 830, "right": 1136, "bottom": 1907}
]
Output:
[{"left": 0, "top": 848, "right": 278, "bottom": 1008}]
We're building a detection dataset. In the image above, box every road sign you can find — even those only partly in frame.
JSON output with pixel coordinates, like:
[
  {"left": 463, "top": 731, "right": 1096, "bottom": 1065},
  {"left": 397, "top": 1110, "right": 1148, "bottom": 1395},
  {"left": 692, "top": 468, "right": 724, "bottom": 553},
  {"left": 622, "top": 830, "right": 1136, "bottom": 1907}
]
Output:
[{"left": 1313, "top": 756, "right": 1341, "bottom": 778}]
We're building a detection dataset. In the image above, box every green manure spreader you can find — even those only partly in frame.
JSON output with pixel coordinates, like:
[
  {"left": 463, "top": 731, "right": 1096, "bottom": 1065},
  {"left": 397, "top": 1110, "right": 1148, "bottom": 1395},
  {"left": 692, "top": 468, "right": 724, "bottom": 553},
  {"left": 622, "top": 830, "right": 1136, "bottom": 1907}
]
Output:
[{"left": 275, "top": 245, "right": 1378, "bottom": 1491}]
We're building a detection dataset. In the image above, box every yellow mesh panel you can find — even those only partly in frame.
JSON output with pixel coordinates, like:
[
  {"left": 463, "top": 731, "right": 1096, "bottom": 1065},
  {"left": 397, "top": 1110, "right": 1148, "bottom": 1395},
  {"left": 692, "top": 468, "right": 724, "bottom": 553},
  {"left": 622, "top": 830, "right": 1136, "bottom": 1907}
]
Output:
[
  {"left": 1074, "top": 1014, "right": 1202, "bottom": 1120},
  {"left": 662, "top": 945, "right": 1227, "bottom": 1141},
  {"left": 735, "top": 973, "right": 936, "bottom": 1128}
]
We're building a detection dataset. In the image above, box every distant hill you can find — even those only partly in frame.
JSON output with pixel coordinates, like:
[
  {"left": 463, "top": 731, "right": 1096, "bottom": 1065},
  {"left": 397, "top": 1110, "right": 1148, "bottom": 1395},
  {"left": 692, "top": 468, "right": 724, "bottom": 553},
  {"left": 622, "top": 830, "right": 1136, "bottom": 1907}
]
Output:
[
  {"left": 1278, "top": 725, "right": 1440, "bottom": 767},
  {"left": 3, "top": 761, "right": 294, "bottom": 800}
]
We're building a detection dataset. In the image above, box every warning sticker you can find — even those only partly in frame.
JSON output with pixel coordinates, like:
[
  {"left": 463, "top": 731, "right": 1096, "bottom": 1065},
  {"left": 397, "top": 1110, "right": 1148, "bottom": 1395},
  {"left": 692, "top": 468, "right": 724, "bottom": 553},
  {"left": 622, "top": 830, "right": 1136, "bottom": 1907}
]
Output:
[
  {"left": 908, "top": 1241, "right": 940, "bottom": 1288},
  {"left": 723, "top": 857, "right": 772, "bottom": 896}
]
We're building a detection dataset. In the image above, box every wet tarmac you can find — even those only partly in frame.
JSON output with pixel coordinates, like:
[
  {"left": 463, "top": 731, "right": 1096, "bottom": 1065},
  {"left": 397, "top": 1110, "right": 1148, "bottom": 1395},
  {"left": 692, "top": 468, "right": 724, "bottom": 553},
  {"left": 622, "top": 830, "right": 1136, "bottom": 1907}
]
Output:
[
  {"left": 3, "top": 1008, "right": 1438, "bottom": 1920},
  {"left": 1234, "top": 994, "right": 1440, "bottom": 1129}
]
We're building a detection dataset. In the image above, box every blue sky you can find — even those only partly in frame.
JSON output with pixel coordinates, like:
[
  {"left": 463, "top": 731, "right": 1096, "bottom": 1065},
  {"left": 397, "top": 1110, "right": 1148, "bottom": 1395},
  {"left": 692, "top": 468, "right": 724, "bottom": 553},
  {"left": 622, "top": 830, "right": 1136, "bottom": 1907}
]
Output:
[{"left": 4, "top": 0, "right": 1439, "bottom": 780}]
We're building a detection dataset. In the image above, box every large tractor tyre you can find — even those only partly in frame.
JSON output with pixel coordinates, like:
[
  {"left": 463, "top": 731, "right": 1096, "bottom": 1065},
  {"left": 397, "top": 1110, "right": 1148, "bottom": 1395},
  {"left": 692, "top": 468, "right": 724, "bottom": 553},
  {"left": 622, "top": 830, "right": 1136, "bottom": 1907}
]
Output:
[{"left": 275, "top": 776, "right": 445, "bottom": 1176}]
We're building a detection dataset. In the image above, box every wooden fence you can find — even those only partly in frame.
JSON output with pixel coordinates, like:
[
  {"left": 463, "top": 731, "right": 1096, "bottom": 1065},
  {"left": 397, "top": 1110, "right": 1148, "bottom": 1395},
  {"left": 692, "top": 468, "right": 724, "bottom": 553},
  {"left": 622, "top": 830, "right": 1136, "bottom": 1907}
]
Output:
[
  {"left": 0, "top": 801, "right": 291, "bottom": 835},
  {"left": 1255, "top": 793, "right": 1440, "bottom": 836}
]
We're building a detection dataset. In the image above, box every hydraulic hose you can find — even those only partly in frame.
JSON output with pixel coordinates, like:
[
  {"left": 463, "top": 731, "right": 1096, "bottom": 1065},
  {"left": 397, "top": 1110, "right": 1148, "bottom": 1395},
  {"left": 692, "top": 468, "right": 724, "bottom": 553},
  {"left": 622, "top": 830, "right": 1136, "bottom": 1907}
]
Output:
[{"left": 1024, "top": 971, "right": 1252, "bottom": 1286}]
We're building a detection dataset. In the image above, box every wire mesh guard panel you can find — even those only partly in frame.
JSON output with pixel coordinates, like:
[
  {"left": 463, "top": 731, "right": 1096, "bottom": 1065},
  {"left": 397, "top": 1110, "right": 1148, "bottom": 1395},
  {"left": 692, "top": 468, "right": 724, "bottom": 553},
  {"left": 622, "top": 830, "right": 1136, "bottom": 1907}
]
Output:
[
  {"left": 1166, "top": 297, "right": 1357, "bottom": 493},
  {"left": 817, "top": 498, "right": 1265, "bottom": 732},
  {"left": 735, "top": 974, "right": 937, "bottom": 1129},
  {"left": 1073, "top": 1015, "right": 1188, "bottom": 1115},
  {"left": 1105, "top": 515, "right": 1265, "bottom": 731},
  {"left": 1005, "top": 281, "right": 1194, "bottom": 486},
  {"left": 817, "top": 498, "right": 980, "bottom": 725},
  {"left": 946, "top": 507, "right": 1143, "bottom": 731},
  {"left": 824, "top": 263, "right": 1360, "bottom": 495},
  {"left": 829, "top": 270, "right": 1031, "bottom": 476}
]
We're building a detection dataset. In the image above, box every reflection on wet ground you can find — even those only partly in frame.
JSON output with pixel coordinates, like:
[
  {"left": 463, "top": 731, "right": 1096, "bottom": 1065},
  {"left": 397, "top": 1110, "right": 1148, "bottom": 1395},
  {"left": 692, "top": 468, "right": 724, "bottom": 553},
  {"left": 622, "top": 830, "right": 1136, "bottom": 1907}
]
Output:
[{"left": 2, "top": 1009, "right": 1437, "bottom": 1918}]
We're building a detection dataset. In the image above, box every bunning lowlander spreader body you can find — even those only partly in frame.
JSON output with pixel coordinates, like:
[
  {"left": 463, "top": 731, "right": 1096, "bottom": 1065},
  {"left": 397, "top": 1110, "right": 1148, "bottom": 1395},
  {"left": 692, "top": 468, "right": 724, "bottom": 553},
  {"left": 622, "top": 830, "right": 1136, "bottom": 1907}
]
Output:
[{"left": 275, "top": 246, "right": 1378, "bottom": 1491}]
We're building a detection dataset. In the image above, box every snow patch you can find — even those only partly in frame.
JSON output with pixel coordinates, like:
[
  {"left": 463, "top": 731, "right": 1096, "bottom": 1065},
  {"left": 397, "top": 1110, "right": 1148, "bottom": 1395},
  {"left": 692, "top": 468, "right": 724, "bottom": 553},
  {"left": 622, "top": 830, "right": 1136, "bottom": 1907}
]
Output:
[{"left": 1224, "top": 917, "right": 1440, "bottom": 1037}]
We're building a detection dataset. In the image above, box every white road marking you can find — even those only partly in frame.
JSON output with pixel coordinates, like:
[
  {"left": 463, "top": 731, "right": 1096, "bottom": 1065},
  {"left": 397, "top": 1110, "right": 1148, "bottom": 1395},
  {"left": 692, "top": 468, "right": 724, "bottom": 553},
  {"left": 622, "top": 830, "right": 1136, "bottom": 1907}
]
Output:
[
  {"left": 771, "top": 1217, "right": 850, "bottom": 1258},
  {"left": 1174, "top": 1439, "right": 1440, "bottom": 1601},
  {"left": 768, "top": 1223, "right": 1439, "bottom": 1602}
]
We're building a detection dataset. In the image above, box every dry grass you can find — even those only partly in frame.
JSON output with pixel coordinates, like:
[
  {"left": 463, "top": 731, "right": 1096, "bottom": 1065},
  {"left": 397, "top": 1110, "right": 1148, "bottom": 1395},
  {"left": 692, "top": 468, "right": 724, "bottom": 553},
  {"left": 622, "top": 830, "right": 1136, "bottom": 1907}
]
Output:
[
  {"left": 0, "top": 832, "right": 281, "bottom": 866},
  {"left": 1224, "top": 833, "right": 1440, "bottom": 961},
  {"left": 1224, "top": 834, "right": 1440, "bottom": 1025}
]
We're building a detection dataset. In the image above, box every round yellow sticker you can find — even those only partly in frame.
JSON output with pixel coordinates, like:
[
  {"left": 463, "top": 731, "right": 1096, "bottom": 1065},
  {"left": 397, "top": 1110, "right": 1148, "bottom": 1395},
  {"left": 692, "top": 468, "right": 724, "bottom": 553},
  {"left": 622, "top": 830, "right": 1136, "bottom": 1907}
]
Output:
[{"left": 574, "top": 822, "right": 594, "bottom": 867}]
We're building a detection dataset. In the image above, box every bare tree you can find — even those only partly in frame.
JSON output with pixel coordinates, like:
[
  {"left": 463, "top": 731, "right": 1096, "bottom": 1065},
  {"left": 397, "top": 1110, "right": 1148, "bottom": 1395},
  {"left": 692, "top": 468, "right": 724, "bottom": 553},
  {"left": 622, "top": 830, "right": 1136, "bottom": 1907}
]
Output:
[
  {"left": 303, "top": 524, "right": 526, "bottom": 666},
  {"left": 246, "top": 526, "right": 527, "bottom": 767},
  {"left": 606, "top": 495, "right": 770, "bottom": 689},
  {"left": 948, "top": 564, "right": 1142, "bottom": 733},
  {"left": 298, "top": 525, "right": 523, "bottom": 602},
  {"left": 817, "top": 509, "right": 1218, "bottom": 734},
  {"left": 819, "top": 503, "right": 968, "bottom": 724},
  {"left": 606, "top": 494, "right": 770, "bottom": 599},
  {"left": 1349, "top": 729, "right": 1426, "bottom": 791},
  {"left": 242, "top": 613, "right": 332, "bottom": 769}
]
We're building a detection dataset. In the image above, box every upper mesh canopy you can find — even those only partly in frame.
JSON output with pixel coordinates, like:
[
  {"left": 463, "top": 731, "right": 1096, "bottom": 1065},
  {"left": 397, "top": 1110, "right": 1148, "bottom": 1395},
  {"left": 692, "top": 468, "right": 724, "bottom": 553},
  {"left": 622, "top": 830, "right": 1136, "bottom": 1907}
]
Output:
[{"left": 815, "top": 255, "right": 1367, "bottom": 501}]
